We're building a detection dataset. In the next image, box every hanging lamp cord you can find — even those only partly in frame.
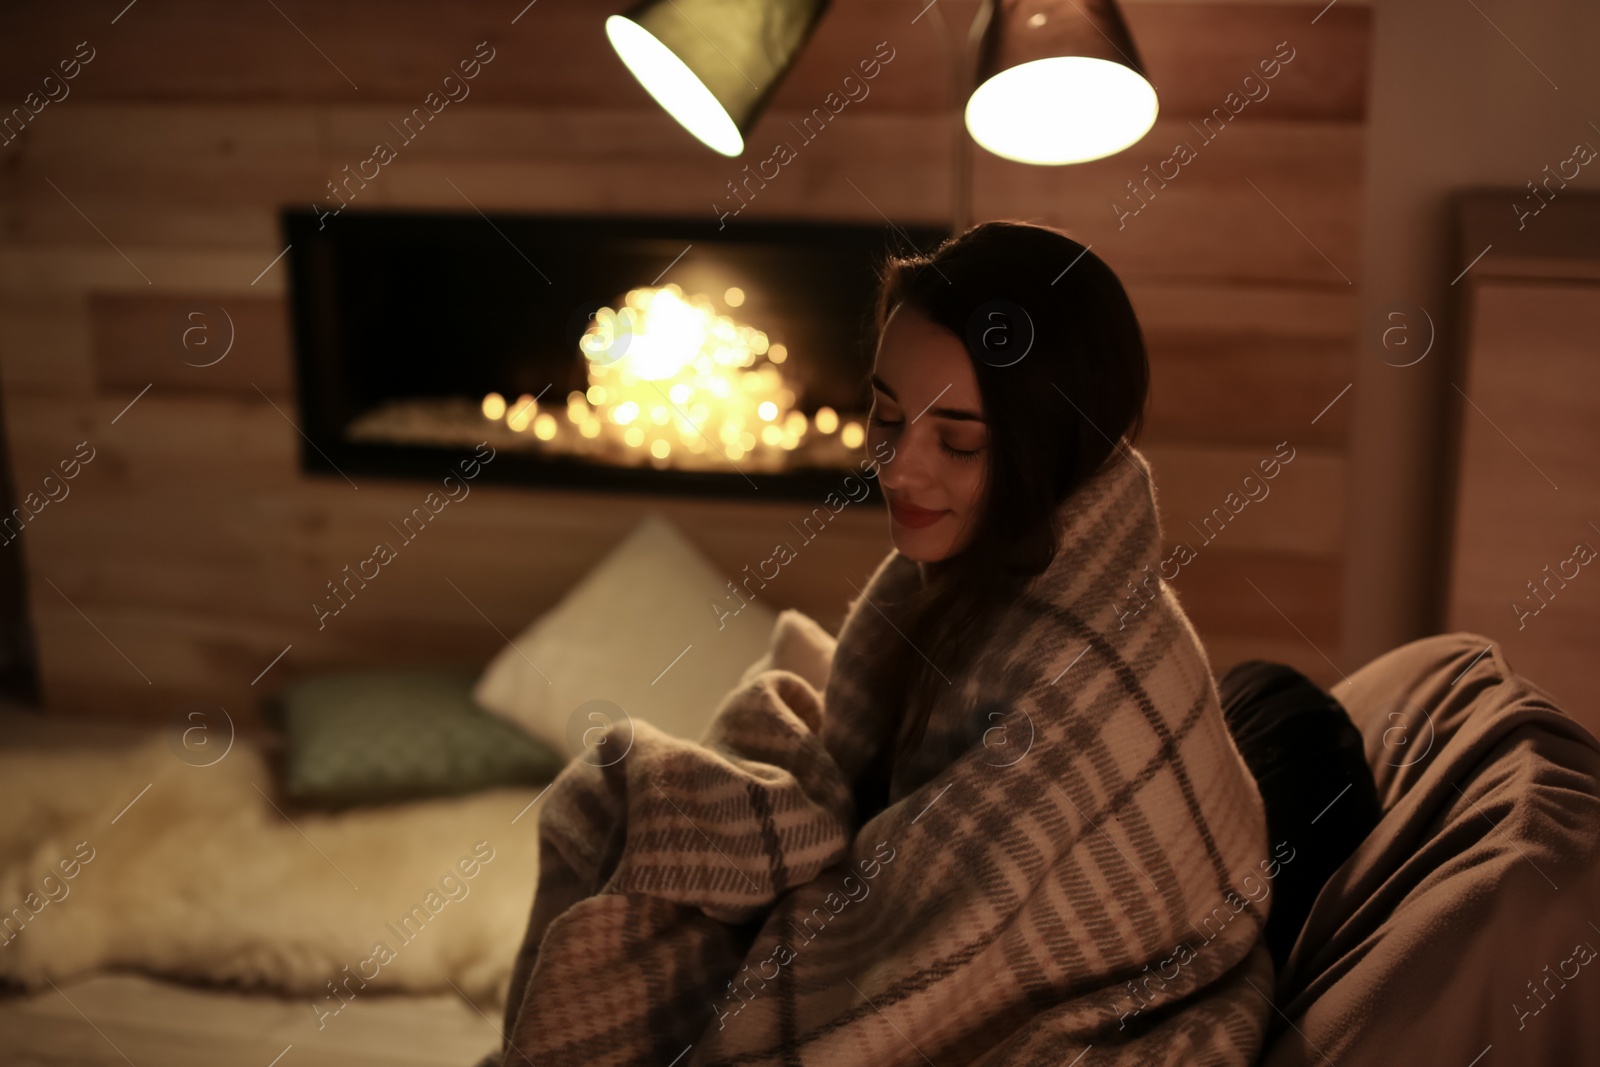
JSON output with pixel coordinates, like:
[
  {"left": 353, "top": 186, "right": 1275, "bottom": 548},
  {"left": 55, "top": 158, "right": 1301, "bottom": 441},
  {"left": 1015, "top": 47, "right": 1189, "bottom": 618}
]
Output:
[{"left": 927, "top": 0, "right": 996, "bottom": 235}]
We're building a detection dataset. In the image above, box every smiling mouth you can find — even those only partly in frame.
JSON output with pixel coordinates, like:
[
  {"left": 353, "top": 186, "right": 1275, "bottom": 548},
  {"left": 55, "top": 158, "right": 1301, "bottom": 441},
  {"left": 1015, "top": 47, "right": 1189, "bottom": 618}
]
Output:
[{"left": 888, "top": 498, "right": 950, "bottom": 529}]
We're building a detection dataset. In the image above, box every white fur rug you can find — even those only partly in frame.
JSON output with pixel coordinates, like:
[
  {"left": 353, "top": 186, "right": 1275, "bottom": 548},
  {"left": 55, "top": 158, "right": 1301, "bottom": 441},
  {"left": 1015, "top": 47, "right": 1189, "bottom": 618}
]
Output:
[{"left": 0, "top": 735, "right": 542, "bottom": 1009}]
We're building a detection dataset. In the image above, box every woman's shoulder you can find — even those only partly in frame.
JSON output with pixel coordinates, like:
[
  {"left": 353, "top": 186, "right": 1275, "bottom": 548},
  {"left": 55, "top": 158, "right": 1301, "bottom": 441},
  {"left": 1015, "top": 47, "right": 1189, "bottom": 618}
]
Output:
[{"left": 834, "top": 549, "right": 921, "bottom": 645}]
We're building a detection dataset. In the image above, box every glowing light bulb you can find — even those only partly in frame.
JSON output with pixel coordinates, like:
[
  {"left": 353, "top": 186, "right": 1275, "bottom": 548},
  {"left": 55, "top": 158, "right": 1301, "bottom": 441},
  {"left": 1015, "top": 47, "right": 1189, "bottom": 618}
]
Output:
[
  {"left": 481, "top": 393, "right": 507, "bottom": 420},
  {"left": 650, "top": 438, "right": 671, "bottom": 459},
  {"left": 605, "top": 15, "right": 743, "bottom": 155},
  {"left": 815, "top": 406, "right": 839, "bottom": 434},
  {"left": 965, "top": 57, "right": 1158, "bottom": 166},
  {"left": 533, "top": 413, "right": 557, "bottom": 440},
  {"left": 768, "top": 343, "right": 787, "bottom": 364},
  {"left": 841, "top": 421, "right": 865, "bottom": 448},
  {"left": 724, "top": 286, "right": 745, "bottom": 307},
  {"left": 758, "top": 401, "right": 778, "bottom": 421},
  {"left": 624, "top": 426, "right": 645, "bottom": 448}
]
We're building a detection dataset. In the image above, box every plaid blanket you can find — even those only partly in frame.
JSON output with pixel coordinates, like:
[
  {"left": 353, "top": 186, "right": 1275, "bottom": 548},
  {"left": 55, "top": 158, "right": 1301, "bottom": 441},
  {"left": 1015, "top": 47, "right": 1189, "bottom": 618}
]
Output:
[{"left": 484, "top": 442, "right": 1276, "bottom": 1066}]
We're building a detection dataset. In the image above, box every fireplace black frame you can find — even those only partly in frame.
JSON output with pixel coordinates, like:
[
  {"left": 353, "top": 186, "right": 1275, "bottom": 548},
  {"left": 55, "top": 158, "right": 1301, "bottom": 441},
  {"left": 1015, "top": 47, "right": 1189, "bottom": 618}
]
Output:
[{"left": 282, "top": 207, "right": 949, "bottom": 500}]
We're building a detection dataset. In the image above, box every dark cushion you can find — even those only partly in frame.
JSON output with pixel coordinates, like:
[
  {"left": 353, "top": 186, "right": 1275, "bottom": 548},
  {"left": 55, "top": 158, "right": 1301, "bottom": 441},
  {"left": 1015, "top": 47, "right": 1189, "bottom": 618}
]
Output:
[
  {"left": 1217, "top": 660, "right": 1383, "bottom": 981},
  {"left": 272, "top": 667, "right": 567, "bottom": 807}
]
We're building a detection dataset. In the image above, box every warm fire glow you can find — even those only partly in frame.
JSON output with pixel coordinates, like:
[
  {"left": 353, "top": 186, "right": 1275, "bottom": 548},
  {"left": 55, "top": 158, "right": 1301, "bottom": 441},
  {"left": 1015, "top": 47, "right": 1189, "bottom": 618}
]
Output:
[
  {"left": 344, "top": 281, "right": 873, "bottom": 477},
  {"left": 480, "top": 283, "right": 838, "bottom": 471}
]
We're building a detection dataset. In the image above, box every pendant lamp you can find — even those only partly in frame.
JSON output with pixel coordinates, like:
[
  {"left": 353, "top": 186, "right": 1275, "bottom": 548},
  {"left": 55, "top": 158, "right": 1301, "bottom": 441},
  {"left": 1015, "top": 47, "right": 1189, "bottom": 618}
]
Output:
[
  {"left": 964, "top": 0, "right": 1157, "bottom": 165},
  {"left": 605, "top": 0, "right": 832, "bottom": 158}
]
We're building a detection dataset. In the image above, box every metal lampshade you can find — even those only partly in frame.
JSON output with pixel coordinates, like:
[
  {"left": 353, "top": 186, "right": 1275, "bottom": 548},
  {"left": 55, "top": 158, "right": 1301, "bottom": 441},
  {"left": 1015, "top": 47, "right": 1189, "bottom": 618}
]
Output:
[
  {"left": 965, "top": 0, "right": 1157, "bottom": 165},
  {"left": 605, "top": 0, "right": 832, "bottom": 157}
]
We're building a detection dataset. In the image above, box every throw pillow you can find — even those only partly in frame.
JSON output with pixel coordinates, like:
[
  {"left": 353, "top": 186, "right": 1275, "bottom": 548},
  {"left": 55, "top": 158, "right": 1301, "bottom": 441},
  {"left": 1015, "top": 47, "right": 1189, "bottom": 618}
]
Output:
[
  {"left": 274, "top": 667, "right": 567, "bottom": 807},
  {"left": 472, "top": 513, "right": 777, "bottom": 757}
]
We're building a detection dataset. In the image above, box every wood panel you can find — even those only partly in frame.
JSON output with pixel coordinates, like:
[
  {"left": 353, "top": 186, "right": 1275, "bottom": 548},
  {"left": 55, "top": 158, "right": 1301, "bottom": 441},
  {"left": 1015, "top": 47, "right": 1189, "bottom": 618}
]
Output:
[
  {"left": 1446, "top": 280, "right": 1600, "bottom": 732},
  {"left": 12, "top": 480, "right": 893, "bottom": 627},
  {"left": 1147, "top": 443, "right": 1344, "bottom": 556},
  {"left": 0, "top": 294, "right": 96, "bottom": 394},
  {"left": 0, "top": 247, "right": 292, "bottom": 296},
  {"left": 88, "top": 294, "right": 294, "bottom": 396},
  {"left": 1442, "top": 192, "right": 1600, "bottom": 740},
  {"left": 0, "top": 105, "right": 1363, "bottom": 288},
  {"left": 5, "top": 391, "right": 302, "bottom": 490},
  {"left": 1168, "top": 549, "right": 1346, "bottom": 686},
  {"left": 3, "top": 199, "right": 279, "bottom": 250},
  {"left": 1136, "top": 283, "right": 1356, "bottom": 447}
]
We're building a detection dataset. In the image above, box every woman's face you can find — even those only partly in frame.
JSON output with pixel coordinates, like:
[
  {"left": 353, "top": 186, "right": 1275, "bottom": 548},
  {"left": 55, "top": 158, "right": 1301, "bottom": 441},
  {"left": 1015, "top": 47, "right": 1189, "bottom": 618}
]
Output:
[{"left": 867, "top": 305, "right": 990, "bottom": 562}]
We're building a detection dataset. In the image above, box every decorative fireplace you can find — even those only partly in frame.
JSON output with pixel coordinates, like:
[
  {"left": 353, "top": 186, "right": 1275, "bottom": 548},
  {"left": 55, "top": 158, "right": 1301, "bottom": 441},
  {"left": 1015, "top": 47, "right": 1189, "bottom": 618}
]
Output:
[{"left": 283, "top": 210, "right": 948, "bottom": 499}]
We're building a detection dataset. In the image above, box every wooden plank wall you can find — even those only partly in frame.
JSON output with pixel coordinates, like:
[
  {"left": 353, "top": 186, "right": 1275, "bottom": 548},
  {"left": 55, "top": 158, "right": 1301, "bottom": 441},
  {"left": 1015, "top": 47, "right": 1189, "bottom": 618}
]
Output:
[
  {"left": 1444, "top": 193, "right": 1600, "bottom": 738},
  {"left": 0, "top": 0, "right": 1370, "bottom": 722}
]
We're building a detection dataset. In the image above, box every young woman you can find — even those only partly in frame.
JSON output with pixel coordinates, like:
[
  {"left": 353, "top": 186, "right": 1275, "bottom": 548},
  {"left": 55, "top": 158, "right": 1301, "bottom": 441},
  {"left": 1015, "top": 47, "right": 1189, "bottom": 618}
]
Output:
[
  {"left": 847, "top": 219, "right": 1154, "bottom": 821},
  {"left": 850, "top": 220, "right": 1377, "bottom": 986},
  {"left": 488, "top": 221, "right": 1291, "bottom": 1067}
]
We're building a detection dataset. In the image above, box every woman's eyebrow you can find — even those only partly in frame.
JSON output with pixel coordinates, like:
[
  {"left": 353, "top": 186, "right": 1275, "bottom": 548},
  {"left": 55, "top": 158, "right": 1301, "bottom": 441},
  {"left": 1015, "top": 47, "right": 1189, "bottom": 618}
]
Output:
[{"left": 870, "top": 375, "right": 986, "bottom": 423}]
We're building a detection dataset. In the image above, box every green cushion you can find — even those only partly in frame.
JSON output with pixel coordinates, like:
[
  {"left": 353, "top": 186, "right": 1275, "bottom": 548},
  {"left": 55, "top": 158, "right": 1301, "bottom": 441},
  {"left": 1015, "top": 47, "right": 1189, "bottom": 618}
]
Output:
[{"left": 276, "top": 668, "right": 567, "bottom": 806}]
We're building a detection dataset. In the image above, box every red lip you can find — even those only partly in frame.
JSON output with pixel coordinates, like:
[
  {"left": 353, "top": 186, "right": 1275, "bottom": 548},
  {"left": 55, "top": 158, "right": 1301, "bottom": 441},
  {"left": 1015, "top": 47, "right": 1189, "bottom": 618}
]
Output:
[{"left": 888, "top": 497, "right": 949, "bottom": 529}]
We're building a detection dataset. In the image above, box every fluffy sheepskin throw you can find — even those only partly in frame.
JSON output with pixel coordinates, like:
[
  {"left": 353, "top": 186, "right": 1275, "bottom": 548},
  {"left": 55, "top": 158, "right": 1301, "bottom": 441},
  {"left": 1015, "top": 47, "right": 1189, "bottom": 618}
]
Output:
[
  {"left": 483, "top": 442, "right": 1277, "bottom": 1067},
  {"left": 0, "top": 735, "right": 539, "bottom": 1011}
]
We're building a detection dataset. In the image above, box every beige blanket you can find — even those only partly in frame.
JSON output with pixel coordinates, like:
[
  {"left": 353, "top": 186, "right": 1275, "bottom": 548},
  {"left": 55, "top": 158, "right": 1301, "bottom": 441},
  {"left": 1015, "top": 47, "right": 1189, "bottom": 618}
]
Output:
[
  {"left": 1264, "top": 632, "right": 1600, "bottom": 1064},
  {"left": 487, "top": 443, "right": 1276, "bottom": 1066}
]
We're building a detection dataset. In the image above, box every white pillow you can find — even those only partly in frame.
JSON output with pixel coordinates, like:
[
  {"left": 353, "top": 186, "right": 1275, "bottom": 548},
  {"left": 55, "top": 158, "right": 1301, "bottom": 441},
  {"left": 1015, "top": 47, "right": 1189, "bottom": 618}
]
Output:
[
  {"left": 473, "top": 513, "right": 777, "bottom": 757},
  {"left": 737, "top": 608, "right": 837, "bottom": 693}
]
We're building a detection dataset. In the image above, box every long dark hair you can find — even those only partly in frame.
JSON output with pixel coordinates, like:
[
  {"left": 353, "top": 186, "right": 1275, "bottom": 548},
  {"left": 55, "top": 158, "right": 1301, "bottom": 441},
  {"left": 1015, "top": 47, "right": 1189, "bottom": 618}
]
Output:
[{"left": 871, "top": 220, "right": 1150, "bottom": 758}]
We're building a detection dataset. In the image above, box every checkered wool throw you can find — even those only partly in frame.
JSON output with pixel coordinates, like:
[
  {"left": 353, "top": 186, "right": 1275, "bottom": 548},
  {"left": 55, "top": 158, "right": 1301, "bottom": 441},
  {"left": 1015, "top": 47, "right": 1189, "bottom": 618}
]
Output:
[{"left": 483, "top": 442, "right": 1276, "bottom": 1067}]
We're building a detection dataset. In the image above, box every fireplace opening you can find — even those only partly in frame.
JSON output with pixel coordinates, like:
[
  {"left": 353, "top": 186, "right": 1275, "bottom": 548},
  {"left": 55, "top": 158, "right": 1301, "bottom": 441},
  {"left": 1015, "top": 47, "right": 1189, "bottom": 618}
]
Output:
[{"left": 283, "top": 210, "right": 949, "bottom": 499}]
